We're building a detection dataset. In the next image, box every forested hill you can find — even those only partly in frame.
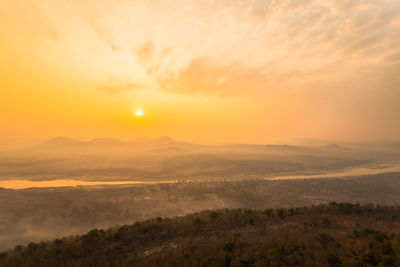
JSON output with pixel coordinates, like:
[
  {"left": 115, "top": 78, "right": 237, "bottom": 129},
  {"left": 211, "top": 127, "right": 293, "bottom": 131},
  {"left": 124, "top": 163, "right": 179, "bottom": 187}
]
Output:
[{"left": 2, "top": 203, "right": 400, "bottom": 266}]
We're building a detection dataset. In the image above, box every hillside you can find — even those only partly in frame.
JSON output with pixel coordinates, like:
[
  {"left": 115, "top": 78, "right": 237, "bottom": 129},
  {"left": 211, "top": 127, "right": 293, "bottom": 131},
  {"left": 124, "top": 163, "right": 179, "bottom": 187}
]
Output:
[
  {"left": 2, "top": 136, "right": 399, "bottom": 181},
  {"left": 2, "top": 203, "right": 400, "bottom": 266},
  {"left": 2, "top": 173, "right": 400, "bottom": 251}
]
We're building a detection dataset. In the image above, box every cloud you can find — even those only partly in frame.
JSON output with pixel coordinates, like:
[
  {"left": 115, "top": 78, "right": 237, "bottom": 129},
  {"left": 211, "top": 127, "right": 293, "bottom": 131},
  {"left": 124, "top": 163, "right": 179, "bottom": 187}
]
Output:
[
  {"left": 4, "top": 0, "right": 400, "bottom": 102},
  {"left": 2, "top": 0, "right": 400, "bottom": 140},
  {"left": 0, "top": 1, "right": 60, "bottom": 42},
  {"left": 100, "top": 80, "right": 146, "bottom": 94},
  {"left": 136, "top": 41, "right": 155, "bottom": 63},
  {"left": 123, "top": 0, "right": 399, "bottom": 99},
  {"left": 156, "top": 57, "right": 299, "bottom": 96},
  {"left": 88, "top": 22, "right": 118, "bottom": 51},
  {"left": 69, "top": 0, "right": 120, "bottom": 51}
]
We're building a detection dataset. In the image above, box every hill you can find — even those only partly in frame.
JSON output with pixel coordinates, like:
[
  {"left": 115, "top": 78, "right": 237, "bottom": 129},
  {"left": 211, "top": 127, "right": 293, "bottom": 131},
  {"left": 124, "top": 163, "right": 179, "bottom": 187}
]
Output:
[
  {"left": 3, "top": 135, "right": 399, "bottom": 181},
  {"left": 2, "top": 203, "right": 400, "bottom": 266},
  {"left": 2, "top": 173, "right": 400, "bottom": 252}
]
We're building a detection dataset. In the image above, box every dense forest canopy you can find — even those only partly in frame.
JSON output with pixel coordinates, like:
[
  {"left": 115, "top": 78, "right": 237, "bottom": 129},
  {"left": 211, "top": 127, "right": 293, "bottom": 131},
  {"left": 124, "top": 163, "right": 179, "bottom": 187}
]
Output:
[{"left": 2, "top": 203, "right": 400, "bottom": 266}]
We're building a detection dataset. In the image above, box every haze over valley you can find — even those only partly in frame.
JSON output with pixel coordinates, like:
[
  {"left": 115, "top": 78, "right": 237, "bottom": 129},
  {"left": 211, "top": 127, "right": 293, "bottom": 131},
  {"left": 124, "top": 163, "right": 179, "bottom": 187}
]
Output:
[
  {"left": 1, "top": 137, "right": 400, "bottom": 183},
  {"left": 1, "top": 0, "right": 400, "bottom": 265},
  {"left": 0, "top": 137, "right": 400, "bottom": 251}
]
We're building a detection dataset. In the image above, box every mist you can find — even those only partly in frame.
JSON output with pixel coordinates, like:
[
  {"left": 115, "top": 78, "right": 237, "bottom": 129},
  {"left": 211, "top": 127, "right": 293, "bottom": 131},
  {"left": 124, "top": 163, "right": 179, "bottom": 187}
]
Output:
[{"left": 0, "top": 137, "right": 400, "bottom": 250}]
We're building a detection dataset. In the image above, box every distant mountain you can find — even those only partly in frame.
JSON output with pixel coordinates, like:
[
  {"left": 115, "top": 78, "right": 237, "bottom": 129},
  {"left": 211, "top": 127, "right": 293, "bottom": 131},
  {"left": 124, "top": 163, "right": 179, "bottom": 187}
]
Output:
[
  {"left": 224, "top": 143, "right": 308, "bottom": 153},
  {"left": 141, "top": 136, "right": 205, "bottom": 151},
  {"left": 37, "top": 137, "right": 353, "bottom": 154},
  {"left": 41, "top": 137, "right": 83, "bottom": 146},
  {"left": 145, "top": 136, "right": 182, "bottom": 145},
  {"left": 155, "top": 136, "right": 176, "bottom": 142},
  {"left": 324, "top": 143, "right": 346, "bottom": 150},
  {"left": 31, "top": 136, "right": 200, "bottom": 155},
  {"left": 88, "top": 138, "right": 124, "bottom": 144},
  {"left": 151, "top": 146, "right": 186, "bottom": 153},
  {"left": 41, "top": 136, "right": 185, "bottom": 147},
  {"left": 291, "top": 138, "right": 339, "bottom": 147}
]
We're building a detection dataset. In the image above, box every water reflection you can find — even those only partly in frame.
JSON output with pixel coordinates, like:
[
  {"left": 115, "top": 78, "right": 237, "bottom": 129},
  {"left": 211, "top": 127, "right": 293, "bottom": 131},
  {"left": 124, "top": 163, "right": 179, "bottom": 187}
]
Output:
[{"left": 1, "top": 165, "right": 400, "bottom": 189}]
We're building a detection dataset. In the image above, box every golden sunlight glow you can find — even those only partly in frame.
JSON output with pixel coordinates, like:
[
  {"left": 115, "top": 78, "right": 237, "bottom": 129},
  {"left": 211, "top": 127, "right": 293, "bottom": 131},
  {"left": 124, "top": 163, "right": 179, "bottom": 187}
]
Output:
[
  {"left": 135, "top": 109, "right": 143, "bottom": 117},
  {"left": 0, "top": 0, "right": 399, "bottom": 143}
]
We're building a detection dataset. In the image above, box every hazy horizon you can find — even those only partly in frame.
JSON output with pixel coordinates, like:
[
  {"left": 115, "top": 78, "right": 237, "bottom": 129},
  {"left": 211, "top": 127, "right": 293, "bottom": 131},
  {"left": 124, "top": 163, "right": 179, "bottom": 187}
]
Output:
[
  {"left": 1, "top": 135, "right": 400, "bottom": 149},
  {"left": 2, "top": 1, "right": 400, "bottom": 261}
]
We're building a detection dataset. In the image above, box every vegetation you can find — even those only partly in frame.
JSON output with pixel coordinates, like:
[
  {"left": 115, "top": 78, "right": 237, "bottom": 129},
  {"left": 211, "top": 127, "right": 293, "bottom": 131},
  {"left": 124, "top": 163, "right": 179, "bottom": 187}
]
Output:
[
  {"left": 3, "top": 203, "right": 400, "bottom": 266},
  {"left": 2, "top": 173, "right": 400, "bottom": 251}
]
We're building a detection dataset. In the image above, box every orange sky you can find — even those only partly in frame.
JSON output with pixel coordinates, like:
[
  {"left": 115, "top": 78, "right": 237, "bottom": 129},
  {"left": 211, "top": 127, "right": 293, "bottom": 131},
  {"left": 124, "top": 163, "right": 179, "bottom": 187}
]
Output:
[{"left": 1, "top": 0, "right": 399, "bottom": 144}]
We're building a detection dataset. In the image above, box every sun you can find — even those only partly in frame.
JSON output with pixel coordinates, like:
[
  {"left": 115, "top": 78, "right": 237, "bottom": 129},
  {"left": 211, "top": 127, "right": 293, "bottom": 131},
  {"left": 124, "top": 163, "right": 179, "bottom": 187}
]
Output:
[{"left": 135, "top": 108, "right": 143, "bottom": 117}]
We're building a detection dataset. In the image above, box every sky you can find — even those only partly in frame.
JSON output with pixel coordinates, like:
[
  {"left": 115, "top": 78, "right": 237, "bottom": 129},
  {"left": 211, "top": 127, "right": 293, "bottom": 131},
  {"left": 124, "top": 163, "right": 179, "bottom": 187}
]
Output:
[{"left": 1, "top": 0, "right": 399, "bottom": 144}]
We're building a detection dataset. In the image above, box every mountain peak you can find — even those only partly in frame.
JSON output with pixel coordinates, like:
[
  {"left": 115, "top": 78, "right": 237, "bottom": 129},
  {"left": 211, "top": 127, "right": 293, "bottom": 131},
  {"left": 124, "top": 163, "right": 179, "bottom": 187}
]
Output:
[
  {"left": 155, "top": 136, "right": 176, "bottom": 142},
  {"left": 326, "top": 143, "right": 342, "bottom": 149},
  {"left": 89, "top": 138, "right": 123, "bottom": 144},
  {"left": 42, "top": 137, "right": 81, "bottom": 146}
]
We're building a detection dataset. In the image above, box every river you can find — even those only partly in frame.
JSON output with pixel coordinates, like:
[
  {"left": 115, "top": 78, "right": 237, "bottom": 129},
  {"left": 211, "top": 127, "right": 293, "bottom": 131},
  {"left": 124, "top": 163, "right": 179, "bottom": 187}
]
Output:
[{"left": 1, "top": 164, "right": 400, "bottom": 189}]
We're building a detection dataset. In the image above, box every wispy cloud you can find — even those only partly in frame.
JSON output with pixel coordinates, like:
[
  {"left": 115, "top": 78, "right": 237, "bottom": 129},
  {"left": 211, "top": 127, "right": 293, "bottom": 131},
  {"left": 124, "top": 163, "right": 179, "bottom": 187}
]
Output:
[
  {"left": 156, "top": 57, "right": 298, "bottom": 96},
  {"left": 0, "top": 1, "right": 60, "bottom": 41},
  {"left": 2, "top": 0, "right": 400, "bottom": 139},
  {"left": 136, "top": 41, "right": 155, "bottom": 63},
  {"left": 87, "top": 19, "right": 118, "bottom": 51},
  {"left": 100, "top": 79, "right": 146, "bottom": 94}
]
